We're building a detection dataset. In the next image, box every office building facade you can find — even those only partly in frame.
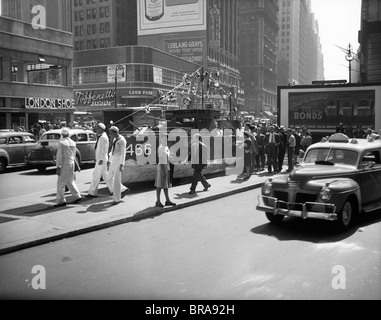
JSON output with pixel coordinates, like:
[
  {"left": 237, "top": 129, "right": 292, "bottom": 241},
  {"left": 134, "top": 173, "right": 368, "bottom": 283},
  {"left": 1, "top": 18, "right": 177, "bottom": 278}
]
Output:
[
  {"left": 277, "top": 0, "right": 324, "bottom": 86},
  {"left": 137, "top": 0, "right": 243, "bottom": 117},
  {"left": 358, "top": 0, "right": 381, "bottom": 83},
  {"left": 239, "top": 0, "right": 279, "bottom": 117},
  {"left": 1, "top": 0, "right": 72, "bottom": 32},
  {"left": 73, "top": 46, "right": 201, "bottom": 116},
  {"left": 0, "top": 16, "right": 74, "bottom": 130},
  {"left": 72, "top": 0, "right": 137, "bottom": 51}
]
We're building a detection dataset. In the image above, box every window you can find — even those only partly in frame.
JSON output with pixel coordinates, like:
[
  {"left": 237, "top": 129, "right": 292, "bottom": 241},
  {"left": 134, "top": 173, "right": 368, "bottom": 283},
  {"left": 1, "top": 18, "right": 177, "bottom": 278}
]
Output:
[
  {"left": 77, "top": 134, "right": 88, "bottom": 142},
  {"left": 24, "top": 136, "right": 36, "bottom": 143},
  {"left": 8, "top": 136, "right": 22, "bottom": 144},
  {"left": 89, "top": 133, "right": 97, "bottom": 142},
  {"left": 361, "top": 151, "right": 381, "bottom": 166}
]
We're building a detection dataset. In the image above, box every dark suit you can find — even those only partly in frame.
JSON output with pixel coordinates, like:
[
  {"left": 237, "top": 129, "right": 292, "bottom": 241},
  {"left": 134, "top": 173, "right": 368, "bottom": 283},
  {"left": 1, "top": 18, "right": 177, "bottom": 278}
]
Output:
[
  {"left": 189, "top": 141, "right": 210, "bottom": 192},
  {"left": 265, "top": 132, "right": 280, "bottom": 173},
  {"left": 255, "top": 133, "right": 266, "bottom": 170},
  {"left": 278, "top": 131, "right": 287, "bottom": 171}
]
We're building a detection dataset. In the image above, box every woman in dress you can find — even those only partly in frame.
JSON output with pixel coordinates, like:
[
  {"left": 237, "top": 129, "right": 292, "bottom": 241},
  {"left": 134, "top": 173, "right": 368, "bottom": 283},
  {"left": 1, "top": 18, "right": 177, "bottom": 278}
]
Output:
[{"left": 155, "top": 133, "right": 176, "bottom": 208}]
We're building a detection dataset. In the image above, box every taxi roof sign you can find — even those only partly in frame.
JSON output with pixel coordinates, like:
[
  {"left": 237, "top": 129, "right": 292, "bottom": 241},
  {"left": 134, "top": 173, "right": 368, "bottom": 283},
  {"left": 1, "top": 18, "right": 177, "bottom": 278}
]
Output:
[{"left": 328, "top": 133, "right": 350, "bottom": 143}]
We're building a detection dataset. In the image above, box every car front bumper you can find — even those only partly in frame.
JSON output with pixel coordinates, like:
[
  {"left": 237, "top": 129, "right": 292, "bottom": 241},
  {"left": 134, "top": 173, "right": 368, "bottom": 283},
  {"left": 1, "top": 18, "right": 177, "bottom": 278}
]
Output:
[{"left": 256, "top": 195, "right": 337, "bottom": 221}]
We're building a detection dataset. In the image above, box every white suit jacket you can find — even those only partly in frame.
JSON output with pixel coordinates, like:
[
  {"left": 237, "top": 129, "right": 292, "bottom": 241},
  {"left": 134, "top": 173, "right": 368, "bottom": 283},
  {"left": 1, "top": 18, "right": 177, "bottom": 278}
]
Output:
[
  {"left": 95, "top": 132, "right": 109, "bottom": 162},
  {"left": 109, "top": 135, "right": 126, "bottom": 167}
]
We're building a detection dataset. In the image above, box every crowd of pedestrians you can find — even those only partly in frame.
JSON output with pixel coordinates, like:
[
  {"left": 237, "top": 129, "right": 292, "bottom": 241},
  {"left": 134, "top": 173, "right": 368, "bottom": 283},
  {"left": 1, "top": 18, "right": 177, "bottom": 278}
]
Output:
[{"left": 237, "top": 122, "right": 312, "bottom": 179}]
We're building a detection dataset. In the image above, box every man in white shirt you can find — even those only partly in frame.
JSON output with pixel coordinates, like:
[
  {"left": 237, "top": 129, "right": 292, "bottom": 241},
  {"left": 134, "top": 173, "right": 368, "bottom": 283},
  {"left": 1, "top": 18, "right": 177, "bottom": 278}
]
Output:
[
  {"left": 87, "top": 123, "right": 113, "bottom": 198},
  {"left": 54, "top": 127, "right": 82, "bottom": 207},
  {"left": 107, "top": 126, "right": 127, "bottom": 205}
]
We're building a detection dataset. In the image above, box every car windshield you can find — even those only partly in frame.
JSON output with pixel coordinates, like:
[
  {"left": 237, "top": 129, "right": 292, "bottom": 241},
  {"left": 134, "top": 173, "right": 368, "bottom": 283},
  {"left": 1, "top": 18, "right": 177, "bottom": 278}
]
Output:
[{"left": 303, "top": 148, "right": 358, "bottom": 166}]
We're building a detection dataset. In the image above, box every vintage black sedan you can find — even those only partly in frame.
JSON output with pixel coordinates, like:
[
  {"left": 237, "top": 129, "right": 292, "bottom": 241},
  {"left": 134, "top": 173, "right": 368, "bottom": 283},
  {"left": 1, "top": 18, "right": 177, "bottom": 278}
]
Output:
[
  {"left": 0, "top": 131, "right": 37, "bottom": 173},
  {"left": 26, "top": 129, "right": 97, "bottom": 172},
  {"left": 257, "top": 133, "right": 381, "bottom": 231}
]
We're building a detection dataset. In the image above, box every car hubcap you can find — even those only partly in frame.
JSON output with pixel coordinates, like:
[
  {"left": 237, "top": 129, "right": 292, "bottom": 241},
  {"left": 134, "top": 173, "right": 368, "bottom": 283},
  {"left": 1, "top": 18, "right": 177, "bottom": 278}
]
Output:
[{"left": 342, "top": 202, "right": 352, "bottom": 226}]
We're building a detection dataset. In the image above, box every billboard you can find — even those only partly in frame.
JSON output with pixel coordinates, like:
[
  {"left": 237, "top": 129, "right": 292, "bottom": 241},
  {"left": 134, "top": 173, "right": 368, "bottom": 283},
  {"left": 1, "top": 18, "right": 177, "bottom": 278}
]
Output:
[
  {"left": 278, "top": 84, "right": 381, "bottom": 132},
  {"left": 138, "top": 0, "right": 207, "bottom": 35},
  {"left": 165, "top": 38, "right": 205, "bottom": 63}
]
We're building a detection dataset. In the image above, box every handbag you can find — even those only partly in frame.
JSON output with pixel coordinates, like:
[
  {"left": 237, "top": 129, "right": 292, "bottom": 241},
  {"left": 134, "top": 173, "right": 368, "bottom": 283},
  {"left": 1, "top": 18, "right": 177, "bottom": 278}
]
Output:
[{"left": 74, "top": 158, "right": 81, "bottom": 172}]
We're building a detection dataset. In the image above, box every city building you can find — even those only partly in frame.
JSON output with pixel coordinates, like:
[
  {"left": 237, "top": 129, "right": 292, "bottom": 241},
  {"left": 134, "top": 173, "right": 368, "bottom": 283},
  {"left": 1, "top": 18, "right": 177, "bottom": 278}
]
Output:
[
  {"left": 358, "top": 0, "right": 381, "bottom": 83},
  {"left": 72, "top": 0, "right": 137, "bottom": 51},
  {"left": 137, "top": 0, "right": 243, "bottom": 118},
  {"left": 73, "top": 45, "right": 201, "bottom": 117},
  {"left": 0, "top": 16, "right": 74, "bottom": 130},
  {"left": 239, "top": 0, "right": 279, "bottom": 117},
  {"left": 277, "top": 0, "right": 324, "bottom": 86},
  {"left": 1, "top": 0, "right": 72, "bottom": 32}
]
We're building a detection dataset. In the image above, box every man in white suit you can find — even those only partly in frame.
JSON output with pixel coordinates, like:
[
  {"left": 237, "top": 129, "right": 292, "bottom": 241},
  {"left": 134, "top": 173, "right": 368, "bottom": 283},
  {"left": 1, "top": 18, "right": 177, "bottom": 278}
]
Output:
[
  {"left": 87, "top": 123, "right": 113, "bottom": 198},
  {"left": 54, "top": 127, "right": 82, "bottom": 207},
  {"left": 107, "top": 126, "right": 127, "bottom": 205}
]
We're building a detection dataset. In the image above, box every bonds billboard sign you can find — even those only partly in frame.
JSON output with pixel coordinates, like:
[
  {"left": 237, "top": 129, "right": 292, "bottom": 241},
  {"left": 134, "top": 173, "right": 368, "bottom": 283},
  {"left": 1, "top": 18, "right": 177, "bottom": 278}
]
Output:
[{"left": 288, "top": 90, "right": 376, "bottom": 130}]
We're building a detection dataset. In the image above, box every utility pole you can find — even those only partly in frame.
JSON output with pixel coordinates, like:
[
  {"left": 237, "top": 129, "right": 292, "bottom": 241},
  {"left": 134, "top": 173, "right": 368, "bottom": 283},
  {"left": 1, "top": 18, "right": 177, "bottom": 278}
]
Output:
[{"left": 114, "top": 64, "right": 125, "bottom": 108}]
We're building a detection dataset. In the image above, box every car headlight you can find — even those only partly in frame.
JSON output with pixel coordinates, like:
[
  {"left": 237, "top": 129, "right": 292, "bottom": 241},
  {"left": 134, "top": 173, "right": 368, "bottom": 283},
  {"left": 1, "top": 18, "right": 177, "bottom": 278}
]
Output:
[
  {"left": 319, "top": 187, "right": 331, "bottom": 202},
  {"left": 262, "top": 180, "right": 273, "bottom": 196}
]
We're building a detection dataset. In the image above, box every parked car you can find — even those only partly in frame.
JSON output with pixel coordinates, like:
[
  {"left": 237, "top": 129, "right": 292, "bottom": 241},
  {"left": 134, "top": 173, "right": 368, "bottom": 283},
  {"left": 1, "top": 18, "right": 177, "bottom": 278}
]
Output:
[
  {"left": 0, "top": 132, "right": 37, "bottom": 173},
  {"left": 26, "top": 128, "right": 97, "bottom": 172},
  {"left": 257, "top": 133, "right": 381, "bottom": 231}
]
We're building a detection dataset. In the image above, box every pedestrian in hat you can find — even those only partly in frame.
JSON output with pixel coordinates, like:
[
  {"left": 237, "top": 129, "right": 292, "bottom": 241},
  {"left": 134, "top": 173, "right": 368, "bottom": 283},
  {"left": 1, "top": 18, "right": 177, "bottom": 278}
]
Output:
[
  {"left": 54, "top": 127, "right": 82, "bottom": 207},
  {"left": 107, "top": 126, "right": 127, "bottom": 205},
  {"left": 87, "top": 123, "right": 113, "bottom": 198}
]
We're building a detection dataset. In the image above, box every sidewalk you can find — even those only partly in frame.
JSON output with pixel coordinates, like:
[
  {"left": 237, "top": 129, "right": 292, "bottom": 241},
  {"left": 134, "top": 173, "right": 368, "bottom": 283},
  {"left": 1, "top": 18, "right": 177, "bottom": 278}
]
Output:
[{"left": 0, "top": 168, "right": 271, "bottom": 255}]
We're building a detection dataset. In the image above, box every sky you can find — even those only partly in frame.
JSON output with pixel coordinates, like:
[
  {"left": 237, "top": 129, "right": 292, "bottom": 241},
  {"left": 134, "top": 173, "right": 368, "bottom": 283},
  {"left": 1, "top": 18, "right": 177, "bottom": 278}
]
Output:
[{"left": 310, "top": 0, "right": 362, "bottom": 81}]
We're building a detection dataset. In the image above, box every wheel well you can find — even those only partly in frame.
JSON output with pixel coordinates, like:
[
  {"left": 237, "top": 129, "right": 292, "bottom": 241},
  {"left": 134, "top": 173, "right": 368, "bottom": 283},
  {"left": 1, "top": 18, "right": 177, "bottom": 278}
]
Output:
[
  {"left": 0, "top": 156, "right": 8, "bottom": 165},
  {"left": 346, "top": 194, "right": 359, "bottom": 215}
]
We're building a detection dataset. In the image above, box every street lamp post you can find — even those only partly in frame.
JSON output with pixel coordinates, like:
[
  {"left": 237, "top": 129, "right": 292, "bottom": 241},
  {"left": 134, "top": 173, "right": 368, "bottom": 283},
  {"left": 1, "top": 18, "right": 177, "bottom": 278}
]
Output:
[
  {"left": 345, "top": 43, "right": 354, "bottom": 84},
  {"left": 114, "top": 64, "right": 125, "bottom": 108},
  {"left": 229, "top": 93, "right": 232, "bottom": 121}
]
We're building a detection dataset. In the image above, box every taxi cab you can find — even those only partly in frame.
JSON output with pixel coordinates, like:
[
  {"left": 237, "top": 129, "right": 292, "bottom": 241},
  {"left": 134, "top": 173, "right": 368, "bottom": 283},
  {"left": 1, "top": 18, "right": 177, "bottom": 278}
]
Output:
[
  {"left": 26, "top": 128, "right": 97, "bottom": 172},
  {"left": 257, "top": 133, "right": 381, "bottom": 231}
]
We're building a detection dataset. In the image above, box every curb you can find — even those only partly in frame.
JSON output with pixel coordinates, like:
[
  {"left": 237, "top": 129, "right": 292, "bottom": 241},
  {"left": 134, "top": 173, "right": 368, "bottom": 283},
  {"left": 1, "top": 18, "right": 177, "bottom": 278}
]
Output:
[{"left": 0, "top": 182, "right": 263, "bottom": 255}]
